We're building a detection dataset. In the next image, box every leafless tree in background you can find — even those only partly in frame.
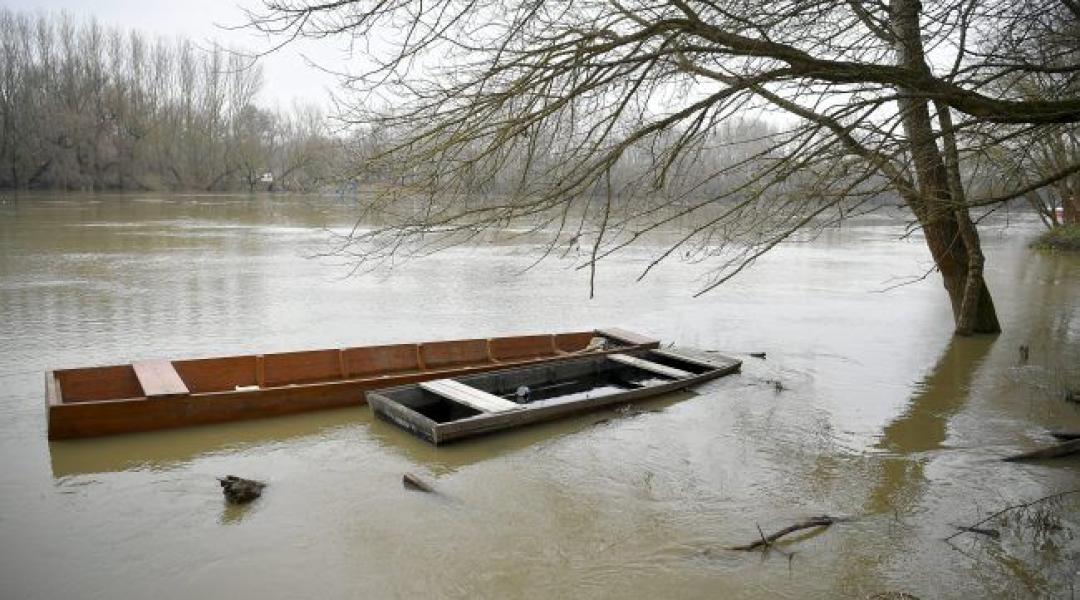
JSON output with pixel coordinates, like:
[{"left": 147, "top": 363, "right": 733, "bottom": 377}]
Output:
[
  {"left": 974, "top": 1, "right": 1080, "bottom": 227},
  {"left": 0, "top": 8, "right": 335, "bottom": 192},
  {"left": 246, "top": 0, "right": 1080, "bottom": 335}
]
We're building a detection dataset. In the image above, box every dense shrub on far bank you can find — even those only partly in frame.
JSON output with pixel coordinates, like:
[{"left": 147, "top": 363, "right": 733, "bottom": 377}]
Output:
[{"left": 1032, "top": 225, "right": 1080, "bottom": 251}]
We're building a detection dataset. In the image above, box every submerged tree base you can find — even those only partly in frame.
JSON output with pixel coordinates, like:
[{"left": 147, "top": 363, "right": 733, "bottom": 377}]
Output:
[{"left": 1031, "top": 225, "right": 1080, "bottom": 251}]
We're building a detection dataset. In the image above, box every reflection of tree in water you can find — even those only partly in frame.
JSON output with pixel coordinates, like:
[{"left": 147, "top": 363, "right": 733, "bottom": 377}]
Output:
[
  {"left": 1012, "top": 255, "right": 1080, "bottom": 396},
  {"left": 866, "top": 336, "right": 993, "bottom": 515}
]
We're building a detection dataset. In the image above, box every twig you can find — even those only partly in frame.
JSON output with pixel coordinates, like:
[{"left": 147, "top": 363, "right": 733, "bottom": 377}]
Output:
[
  {"left": 945, "top": 488, "right": 1080, "bottom": 541},
  {"left": 730, "top": 515, "right": 847, "bottom": 551},
  {"left": 756, "top": 523, "right": 770, "bottom": 548},
  {"left": 952, "top": 525, "right": 1000, "bottom": 538}
]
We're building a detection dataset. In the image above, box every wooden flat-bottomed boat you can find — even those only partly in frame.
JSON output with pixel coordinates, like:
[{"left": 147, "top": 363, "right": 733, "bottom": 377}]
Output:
[
  {"left": 367, "top": 347, "right": 741, "bottom": 445},
  {"left": 46, "top": 328, "right": 658, "bottom": 439}
]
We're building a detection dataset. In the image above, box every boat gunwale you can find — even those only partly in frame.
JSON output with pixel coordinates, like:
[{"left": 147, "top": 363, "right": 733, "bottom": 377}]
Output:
[{"left": 46, "top": 329, "right": 597, "bottom": 379}]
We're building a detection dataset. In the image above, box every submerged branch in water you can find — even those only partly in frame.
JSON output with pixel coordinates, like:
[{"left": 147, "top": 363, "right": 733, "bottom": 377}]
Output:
[
  {"left": 1001, "top": 439, "right": 1080, "bottom": 462},
  {"left": 945, "top": 488, "right": 1080, "bottom": 542},
  {"left": 729, "top": 515, "right": 848, "bottom": 551}
]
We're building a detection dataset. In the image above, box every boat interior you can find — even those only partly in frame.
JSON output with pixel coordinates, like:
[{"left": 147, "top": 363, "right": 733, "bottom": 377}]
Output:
[{"left": 375, "top": 350, "right": 716, "bottom": 424}]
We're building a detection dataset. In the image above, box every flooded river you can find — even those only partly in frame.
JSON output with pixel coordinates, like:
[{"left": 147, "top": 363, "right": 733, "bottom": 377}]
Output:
[{"left": 1, "top": 193, "right": 1077, "bottom": 599}]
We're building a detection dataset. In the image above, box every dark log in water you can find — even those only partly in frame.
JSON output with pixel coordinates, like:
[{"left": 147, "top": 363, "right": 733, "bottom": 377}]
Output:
[
  {"left": 403, "top": 472, "right": 436, "bottom": 493},
  {"left": 1049, "top": 431, "right": 1080, "bottom": 441},
  {"left": 218, "top": 475, "right": 266, "bottom": 504},
  {"left": 1002, "top": 439, "right": 1080, "bottom": 462}
]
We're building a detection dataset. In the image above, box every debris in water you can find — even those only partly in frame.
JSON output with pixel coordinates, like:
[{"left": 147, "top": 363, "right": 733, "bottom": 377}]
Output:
[
  {"left": 729, "top": 515, "right": 848, "bottom": 551},
  {"left": 403, "top": 472, "right": 436, "bottom": 493},
  {"left": 1002, "top": 439, "right": 1080, "bottom": 462},
  {"left": 749, "top": 352, "right": 767, "bottom": 359},
  {"left": 763, "top": 379, "right": 786, "bottom": 392},
  {"left": 945, "top": 488, "right": 1080, "bottom": 542},
  {"left": 951, "top": 525, "right": 1000, "bottom": 538},
  {"left": 615, "top": 403, "right": 661, "bottom": 417},
  {"left": 218, "top": 475, "right": 266, "bottom": 504}
]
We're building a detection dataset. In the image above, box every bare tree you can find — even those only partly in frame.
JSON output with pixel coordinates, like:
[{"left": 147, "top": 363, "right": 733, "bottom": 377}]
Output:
[
  {"left": 975, "top": 1, "right": 1080, "bottom": 227},
  {"left": 246, "top": 0, "right": 1080, "bottom": 335},
  {"left": 0, "top": 8, "right": 336, "bottom": 192}
]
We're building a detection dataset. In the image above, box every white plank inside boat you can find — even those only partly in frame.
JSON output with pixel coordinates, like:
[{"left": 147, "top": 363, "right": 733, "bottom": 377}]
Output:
[
  {"left": 609, "top": 354, "right": 694, "bottom": 379},
  {"left": 420, "top": 379, "right": 523, "bottom": 413},
  {"left": 132, "top": 359, "right": 190, "bottom": 397}
]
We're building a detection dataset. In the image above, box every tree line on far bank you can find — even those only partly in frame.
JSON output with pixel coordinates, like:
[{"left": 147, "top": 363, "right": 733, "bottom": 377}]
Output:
[{"left": 0, "top": 8, "right": 338, "bottom": 192}]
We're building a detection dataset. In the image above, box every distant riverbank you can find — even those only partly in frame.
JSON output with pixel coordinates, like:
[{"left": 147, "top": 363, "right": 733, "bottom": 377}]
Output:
[{"left": 1032, "top": 224, "right": 1080, "bottom": 251}]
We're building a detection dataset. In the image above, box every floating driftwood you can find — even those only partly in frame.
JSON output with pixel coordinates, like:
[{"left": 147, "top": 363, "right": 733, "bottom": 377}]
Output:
[
  {"left": 403, "top": 472, "right": 436, "bottom": 493},
  {"left": 218, "top": 475, "right": 266, "bottom": 504},
  {"left": 1049, "top": 431, "right": 1080, "bottom": 441},
  {"left": 703, "top": 349, "right": 765, "bottom": 359},
  {"left": 952, "top": 525, "right": 1000, "bottom": 538},
  {"left": 730, "top": 515, "right": 847, "bottom": 551},
  {"left": 763, "top": 379, "right": 786, "bottom": 392},
  {"left": 1002, "top": 439, "right": 1080, "bottom": 462}
]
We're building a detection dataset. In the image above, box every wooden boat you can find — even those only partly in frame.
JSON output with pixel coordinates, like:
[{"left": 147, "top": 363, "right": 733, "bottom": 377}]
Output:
[
  {"left": 367, "top": 347, "right": 741, "bottom": 445},
  {"left": 46, "top": 328, "right": 658, "bottom": 439}
]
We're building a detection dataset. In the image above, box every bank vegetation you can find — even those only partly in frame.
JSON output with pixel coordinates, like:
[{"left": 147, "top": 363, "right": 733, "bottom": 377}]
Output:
[{"left": 0, "top": 9, "right": 337, "bottom": 192}]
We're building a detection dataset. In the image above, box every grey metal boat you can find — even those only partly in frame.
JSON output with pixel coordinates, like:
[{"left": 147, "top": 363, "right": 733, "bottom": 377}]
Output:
[{"left": 367, "top": 347, "right": 741, "bottom": 444}]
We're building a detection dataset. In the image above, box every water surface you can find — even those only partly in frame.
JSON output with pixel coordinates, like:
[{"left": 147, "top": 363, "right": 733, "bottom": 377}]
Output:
[{"left": 1, "top": 193, "right": 1078, "bottom": 599}]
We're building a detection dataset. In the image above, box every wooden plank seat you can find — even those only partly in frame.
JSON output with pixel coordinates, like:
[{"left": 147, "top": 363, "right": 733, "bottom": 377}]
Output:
[
  {"left": 132, "top": 360, "right": 190, "bottom": 397},
  {"left": 609, "top": 354, "right": 693, "bottom": 379},
  {"left": 420, "top": 379, "right": 523, "bottom": 414}
]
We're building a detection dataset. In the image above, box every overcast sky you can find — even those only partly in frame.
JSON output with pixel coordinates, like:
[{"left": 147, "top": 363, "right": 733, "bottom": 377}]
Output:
[{"left": 4, "top": 0, "right": 345, "bottom": 109}]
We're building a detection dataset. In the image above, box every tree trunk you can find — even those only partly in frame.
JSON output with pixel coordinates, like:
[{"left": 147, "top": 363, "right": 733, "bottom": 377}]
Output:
[
  {"left": 890, "top": 0, "right": 1000, "bottom": 335},
  {"left": 1065, "top": 194, "right": 1079, "bottom": 225}
]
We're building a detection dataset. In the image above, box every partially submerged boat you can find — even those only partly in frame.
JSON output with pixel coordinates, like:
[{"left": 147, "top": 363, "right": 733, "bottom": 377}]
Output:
[
  {"left": 367, "top": 347, "right": 741, "bottom": 444},
  {"left": 46, "top": 328, "right": 658, "bottom": 439}
]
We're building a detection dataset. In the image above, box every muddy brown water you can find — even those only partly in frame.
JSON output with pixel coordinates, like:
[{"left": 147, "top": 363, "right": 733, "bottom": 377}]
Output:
[{"left": 1, "top": 193, "right": 1078, "bottom": 599}]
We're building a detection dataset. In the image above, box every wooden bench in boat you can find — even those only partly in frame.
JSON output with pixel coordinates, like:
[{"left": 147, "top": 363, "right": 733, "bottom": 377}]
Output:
[
  {"left": 596, "top": 328, "right": 659, "bottom": 347},
  {"left": 609, "top": 353, "right": 693, "bottom": 379},
  {"left": 132, "top": 360, "right": 190, "bottom": 397},
  {"left": 419, "top": 379, "right": 523, "bottom": 413}
]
